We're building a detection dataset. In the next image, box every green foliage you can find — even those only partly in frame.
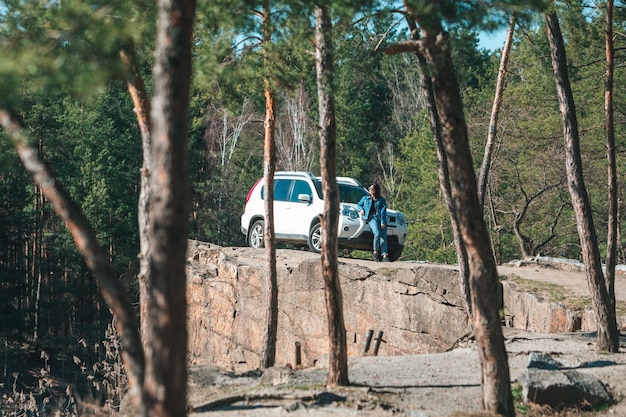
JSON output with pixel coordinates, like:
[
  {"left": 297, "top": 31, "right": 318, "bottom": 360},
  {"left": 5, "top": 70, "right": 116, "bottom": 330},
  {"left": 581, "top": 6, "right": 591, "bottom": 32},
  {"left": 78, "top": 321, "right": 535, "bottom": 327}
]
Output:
[
  {"left": 396, "top": 111, "right": 456, "bottom": 263},
  {"left": 334, "top": 19, "right": 394, "bottom": 181},
  {"left": 449, "top": 25, "right": 493, "bottom": 91},
  {"left": 0, "top": 0, "right": 153, "bottom": 104},
  {"left": 403, "top": 0, "right": 550, "bottom": 32}
]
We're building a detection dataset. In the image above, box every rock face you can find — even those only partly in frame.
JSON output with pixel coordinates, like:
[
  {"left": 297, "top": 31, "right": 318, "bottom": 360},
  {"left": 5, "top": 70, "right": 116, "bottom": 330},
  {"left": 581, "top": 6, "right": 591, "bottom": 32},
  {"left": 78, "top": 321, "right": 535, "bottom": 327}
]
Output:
[
  {"left": 499, "top": 257, "right": 621, "bottom": 333},
  {"left": 501, "top": 281, "right": 585, "bottom": 333},
  {"left": 186, "top": 241, "right": 470, "bottom": 373},
  {"left": 186, "top": 241, "right": 613, "bottom": 373}
]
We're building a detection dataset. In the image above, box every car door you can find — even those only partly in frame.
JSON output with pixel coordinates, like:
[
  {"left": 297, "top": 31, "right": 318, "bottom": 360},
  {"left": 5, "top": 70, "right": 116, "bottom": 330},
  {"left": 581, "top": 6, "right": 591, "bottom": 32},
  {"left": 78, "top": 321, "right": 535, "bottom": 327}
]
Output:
[
  {"left": 282, "top": 179, "right": 316, "bottom": 239},
  {"left": 270, "top": 178, "right": 293, "bottom": 238}
]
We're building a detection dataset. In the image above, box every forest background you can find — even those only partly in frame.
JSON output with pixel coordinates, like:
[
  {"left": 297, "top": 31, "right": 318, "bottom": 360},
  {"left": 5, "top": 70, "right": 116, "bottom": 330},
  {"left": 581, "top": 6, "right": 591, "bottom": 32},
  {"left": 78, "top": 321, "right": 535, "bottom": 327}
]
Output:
[{"left": 1, "top": 0, "right": 625, "bottom": 414}]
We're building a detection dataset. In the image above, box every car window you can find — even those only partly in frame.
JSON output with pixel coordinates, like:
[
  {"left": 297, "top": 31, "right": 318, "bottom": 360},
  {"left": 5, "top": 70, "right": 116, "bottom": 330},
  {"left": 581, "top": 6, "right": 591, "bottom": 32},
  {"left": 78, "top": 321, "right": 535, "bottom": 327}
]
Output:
[
  {"left": 262, "top": 179, "right": 292, "bottom": 201},
  {"left": 310, "top": 180, "right": 367, "bottom": 203},
  {"left": 312, "top": 180, "right": 323, "bottom": 199},
  {"left": 339, "top": 184, "right": 367, "bottom": 203},
  {"left": 290, "top": 180, "right": 312, "bottom": 202},
  {"left": 274, "top": 179, "right": 292, "bottom": 202}
]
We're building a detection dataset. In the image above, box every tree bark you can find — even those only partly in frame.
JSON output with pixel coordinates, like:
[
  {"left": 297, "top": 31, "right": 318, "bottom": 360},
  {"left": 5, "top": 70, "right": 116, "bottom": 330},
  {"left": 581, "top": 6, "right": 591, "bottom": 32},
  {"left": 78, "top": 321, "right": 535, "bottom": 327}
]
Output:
[
  {"left": 404, "top": 15, "right": 514, "bottom": 416},
  {"left": 545, "top": 11, "right": 619, "bottom": 352},
  {"left": 260, "top": 0, "right": 278, "bottom": 370},
  {"left": 402, "top": 14, "right": 471, "bottom": 319},
  {"left": 119, "top": 43, "right": 153, "bottom": 370},
  {"left": 604, "top": 0, "right": 617, "bottom": 312},
  {"left": 145, "top": 0, "right": 196, "bottom": 416},
  {"left": 315, "top": 3, "right": 348, "bottom": 387}
]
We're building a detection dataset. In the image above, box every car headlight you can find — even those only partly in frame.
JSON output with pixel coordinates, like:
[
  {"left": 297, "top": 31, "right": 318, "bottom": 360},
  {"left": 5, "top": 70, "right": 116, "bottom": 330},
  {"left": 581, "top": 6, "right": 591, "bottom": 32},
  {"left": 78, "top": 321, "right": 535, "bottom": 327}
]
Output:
[
  {"left": 340, "top": 205, "right": 359, "bottom": 220},
  {"left": 396, "top": 212, "right": 407, "bottom": 225}
]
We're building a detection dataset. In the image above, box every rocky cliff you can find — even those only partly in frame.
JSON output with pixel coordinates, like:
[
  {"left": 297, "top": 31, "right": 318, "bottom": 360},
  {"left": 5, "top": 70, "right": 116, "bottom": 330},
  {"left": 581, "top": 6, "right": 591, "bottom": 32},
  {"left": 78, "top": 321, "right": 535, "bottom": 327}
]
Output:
[
  {"left": 186, "top": 241, "right": 610, "bottom": 373},
  {"left": 186, "top": 241, "right": 470, "bottom": 373}
]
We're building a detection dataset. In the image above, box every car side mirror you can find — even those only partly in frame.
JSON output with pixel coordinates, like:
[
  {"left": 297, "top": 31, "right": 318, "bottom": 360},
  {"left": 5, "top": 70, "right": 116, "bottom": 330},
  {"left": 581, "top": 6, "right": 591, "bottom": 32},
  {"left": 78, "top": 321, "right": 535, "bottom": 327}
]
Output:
[{"left": 297, "top": 194, "right": 311, "bottom": 204}]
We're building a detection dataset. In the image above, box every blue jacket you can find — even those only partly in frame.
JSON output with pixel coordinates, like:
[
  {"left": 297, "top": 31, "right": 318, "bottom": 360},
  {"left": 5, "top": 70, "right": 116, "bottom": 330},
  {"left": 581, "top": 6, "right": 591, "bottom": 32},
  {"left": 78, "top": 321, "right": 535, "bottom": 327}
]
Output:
[{"left": 357, "top": 195, "right": 387, "bottom": 226}]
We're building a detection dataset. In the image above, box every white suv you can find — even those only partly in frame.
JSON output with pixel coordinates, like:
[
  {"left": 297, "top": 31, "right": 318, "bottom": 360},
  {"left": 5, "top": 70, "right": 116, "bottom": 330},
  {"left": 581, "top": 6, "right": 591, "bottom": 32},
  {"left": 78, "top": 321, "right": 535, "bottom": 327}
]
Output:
[{"left": 240, "top": 171, "right": 407, "bottom": 261}]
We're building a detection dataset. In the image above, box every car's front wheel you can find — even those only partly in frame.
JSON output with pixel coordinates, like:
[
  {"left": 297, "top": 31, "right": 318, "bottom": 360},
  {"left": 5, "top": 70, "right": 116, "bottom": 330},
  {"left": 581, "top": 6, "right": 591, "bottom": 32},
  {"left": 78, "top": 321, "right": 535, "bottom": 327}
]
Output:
[
  {"left": 388, "top": 245, "right": 403, "bottom": 262},
  {"left": 307, "top": 221, "right": 322, "bottom": 253},
  {"left": 248, "top": 220, "right": 265, "bottom": 249}
]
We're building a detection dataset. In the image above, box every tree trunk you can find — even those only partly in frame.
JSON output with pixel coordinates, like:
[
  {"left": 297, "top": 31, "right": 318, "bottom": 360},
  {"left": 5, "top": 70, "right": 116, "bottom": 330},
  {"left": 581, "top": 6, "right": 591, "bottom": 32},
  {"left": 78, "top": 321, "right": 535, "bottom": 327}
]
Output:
[
  {"left": 32, "top": 177, "right": 44, "bottom": 340},
  {"left": 260, "top": 0, "right": 278, "bottom": 370},
  {"left": 544, "top": 11, "right": 619, "bottom": 352},
  {"left": 315, "top": 3, "right": 348, "bottom": 387},
  {"left": 477, "top": 14, "right": 516, "bottom": 210},
  {"left": 604, "top": 0, "right": 617, "bottom": 312},
  {"left": 145, "top": 0, "right": 195, "bottom": 415},
  {"left": 404, "top": 14, "right": 471, "bottom": 319},
  {"left": 119, "top": 44, "right": 153, "bottom": 367},
  {"left": 406, "top": 15, "right": 514, "bottom": 416},
  {"left": 33, "top": 264, "right": 42, "bottom": 342}
]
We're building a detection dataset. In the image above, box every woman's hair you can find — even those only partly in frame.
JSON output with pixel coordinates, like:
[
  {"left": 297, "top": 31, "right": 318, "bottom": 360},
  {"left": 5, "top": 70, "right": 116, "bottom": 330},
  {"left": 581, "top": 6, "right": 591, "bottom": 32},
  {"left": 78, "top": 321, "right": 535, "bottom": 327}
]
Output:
[{"left": 369, "top": 183, "right": 381, "bottom": 198}]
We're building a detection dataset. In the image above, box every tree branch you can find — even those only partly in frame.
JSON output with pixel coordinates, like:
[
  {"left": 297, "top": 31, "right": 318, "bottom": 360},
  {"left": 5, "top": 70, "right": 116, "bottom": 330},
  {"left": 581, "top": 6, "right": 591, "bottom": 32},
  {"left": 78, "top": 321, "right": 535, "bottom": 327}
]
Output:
[{"left": 380, "top": 39, "right": 422, "bottom": 55}]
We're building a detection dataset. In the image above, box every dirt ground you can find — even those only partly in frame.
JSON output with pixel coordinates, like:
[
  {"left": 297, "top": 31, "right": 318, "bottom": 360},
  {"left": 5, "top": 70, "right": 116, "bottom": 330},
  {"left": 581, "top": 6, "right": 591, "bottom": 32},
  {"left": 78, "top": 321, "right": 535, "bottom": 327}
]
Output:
[{"left": 184, "top": 255, "right": 626, "bottom": 417}]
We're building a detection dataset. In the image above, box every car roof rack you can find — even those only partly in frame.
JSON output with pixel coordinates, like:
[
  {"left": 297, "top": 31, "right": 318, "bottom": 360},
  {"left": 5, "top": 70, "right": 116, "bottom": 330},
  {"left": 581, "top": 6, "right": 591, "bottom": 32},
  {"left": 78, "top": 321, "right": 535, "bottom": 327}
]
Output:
[
  {"left": 274, "top": 171, "right": 316, "bottom": 179},
  {"left": 312, "top": 175, "right": 363, "bottom": 187},
  {"left": 336, "top": 177, "right": 362, "bottom": 187},
  {"left": 273, "top": 171, "right": 363, "bottom": 187}
]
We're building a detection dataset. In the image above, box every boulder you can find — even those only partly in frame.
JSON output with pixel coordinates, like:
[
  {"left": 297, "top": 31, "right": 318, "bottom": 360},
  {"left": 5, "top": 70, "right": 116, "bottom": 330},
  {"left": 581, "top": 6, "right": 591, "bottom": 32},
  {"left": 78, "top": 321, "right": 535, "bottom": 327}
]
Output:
[{"left": 519, "top": 352, "right": 612, "bottom": 410}]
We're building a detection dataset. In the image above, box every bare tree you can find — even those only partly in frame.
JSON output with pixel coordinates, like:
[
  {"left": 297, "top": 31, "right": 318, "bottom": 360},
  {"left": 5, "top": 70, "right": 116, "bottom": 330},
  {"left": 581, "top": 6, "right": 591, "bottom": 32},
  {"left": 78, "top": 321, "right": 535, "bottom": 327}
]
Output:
[
  {"left": 276, "top": 82, "right": 316, "bottom": 171},
  {"left": 545, "top": 11, "right": 619, "bottom": 352},
  {"left": 511, "top": 188, "right": 566, "bottom": 259},
  {"left": 382, "top": 53, "right": 427, "bottom": 135},
  {"left": 477, "top": 14, "right": 516, "bottom": 210},
  {"left": 315, "top": 2, "right": 348, "bottom": 387},
  {"left": 214, "top": 101, "right": 255, "bottom": 168},
  {"left": 201, "top": 99, "right": 255, "bottom": 244},
  {"left": 201, "top": 98, "right": 255, "bottom": 170},
  {"left": 376, "top": 143, "right": 403, "bottom": 204}
]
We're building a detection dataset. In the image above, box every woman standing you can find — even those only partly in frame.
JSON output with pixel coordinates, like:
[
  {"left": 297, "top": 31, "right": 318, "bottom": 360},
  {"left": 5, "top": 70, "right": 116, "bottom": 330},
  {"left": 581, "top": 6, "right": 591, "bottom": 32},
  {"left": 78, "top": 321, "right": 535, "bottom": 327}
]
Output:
[{"left": 357, "top": 183, "right": 389, "bottom": 262}]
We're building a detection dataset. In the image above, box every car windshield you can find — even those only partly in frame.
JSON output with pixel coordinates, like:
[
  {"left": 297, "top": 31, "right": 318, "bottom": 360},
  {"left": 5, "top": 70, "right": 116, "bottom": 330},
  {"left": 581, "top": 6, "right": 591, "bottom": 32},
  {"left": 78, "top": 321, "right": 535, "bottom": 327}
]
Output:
[{"left": 312, "top": 180, "right": 367, "bottom": 204}]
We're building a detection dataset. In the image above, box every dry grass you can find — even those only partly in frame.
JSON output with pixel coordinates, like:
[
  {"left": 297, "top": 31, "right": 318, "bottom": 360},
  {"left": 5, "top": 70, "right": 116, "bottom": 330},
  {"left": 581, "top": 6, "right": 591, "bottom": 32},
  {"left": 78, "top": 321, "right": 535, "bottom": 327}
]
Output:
[
  {"left": 505, "top": 275, "right": 626, "bottom": 316},
  {"left": 506, "top": 276, "right": 588, "bottom": 310},
  {"left": 0, "top": 320, "right": 126, "bottom": 416}
]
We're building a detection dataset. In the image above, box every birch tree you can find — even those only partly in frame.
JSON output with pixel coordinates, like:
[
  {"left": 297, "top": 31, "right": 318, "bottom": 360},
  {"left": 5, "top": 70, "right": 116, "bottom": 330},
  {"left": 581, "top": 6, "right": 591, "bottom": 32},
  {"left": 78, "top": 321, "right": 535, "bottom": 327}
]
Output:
[{"left": 276, "top": 83, "right": 317, "bottom": 171}]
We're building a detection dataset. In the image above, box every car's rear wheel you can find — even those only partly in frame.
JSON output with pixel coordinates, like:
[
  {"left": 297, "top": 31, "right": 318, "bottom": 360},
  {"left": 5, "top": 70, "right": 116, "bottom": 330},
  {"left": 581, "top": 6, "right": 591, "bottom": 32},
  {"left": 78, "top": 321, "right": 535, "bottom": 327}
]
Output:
[
  {"left": 307, "top": 221, "right": 322, "bottom": 253},
  {"left": 248, "top": 220, "right": 265, "bottom": 249}
]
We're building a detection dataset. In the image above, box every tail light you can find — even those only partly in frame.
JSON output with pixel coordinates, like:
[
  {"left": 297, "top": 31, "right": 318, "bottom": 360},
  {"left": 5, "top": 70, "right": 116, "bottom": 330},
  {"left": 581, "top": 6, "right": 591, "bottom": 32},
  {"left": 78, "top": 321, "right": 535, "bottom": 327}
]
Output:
[{"left": 245, "top": 177, "right": 263, "bottom": 204}]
